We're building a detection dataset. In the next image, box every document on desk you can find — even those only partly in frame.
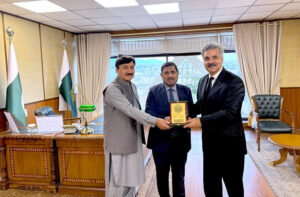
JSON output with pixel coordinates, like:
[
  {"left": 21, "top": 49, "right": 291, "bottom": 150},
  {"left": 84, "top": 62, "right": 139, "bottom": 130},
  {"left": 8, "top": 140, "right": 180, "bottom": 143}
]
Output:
[
  {"left": 4, "top": 111, "right": 19, "bottom": 133},
  {"left": 36, "top": 115, "right": 63, "bottom": 133}
]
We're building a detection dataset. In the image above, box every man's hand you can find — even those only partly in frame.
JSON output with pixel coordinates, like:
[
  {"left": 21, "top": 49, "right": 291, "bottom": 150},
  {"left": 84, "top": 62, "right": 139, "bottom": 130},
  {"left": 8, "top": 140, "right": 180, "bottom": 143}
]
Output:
[
  {"left": 156, "top": 118, "right": 171, "bottom": 130},
  {"left": 165, "top": 116, "right": 170, "bottom": 122},
  {"left": 184, "top": 118, "right": 201, "bottom": 128}
]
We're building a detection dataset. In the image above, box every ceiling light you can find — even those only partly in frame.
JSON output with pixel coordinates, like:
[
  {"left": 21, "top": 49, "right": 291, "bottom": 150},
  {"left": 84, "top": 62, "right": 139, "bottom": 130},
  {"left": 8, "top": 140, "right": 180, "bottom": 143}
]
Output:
[
  {"left": 144, "top": 3, "right": 179, "bottom": 14},
  {"left": 13, "top": 0, "right": 66, "bottom": 13},
  {"left": 94, "top": 0, "right": 138, "bottom": 8}
]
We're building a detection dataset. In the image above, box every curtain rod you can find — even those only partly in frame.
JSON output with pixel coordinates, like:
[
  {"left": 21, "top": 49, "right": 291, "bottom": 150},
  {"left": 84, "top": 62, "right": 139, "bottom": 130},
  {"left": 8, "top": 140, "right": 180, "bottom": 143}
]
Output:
[{"left": 111, "top": 26, "right": 233, "bottom": 37}]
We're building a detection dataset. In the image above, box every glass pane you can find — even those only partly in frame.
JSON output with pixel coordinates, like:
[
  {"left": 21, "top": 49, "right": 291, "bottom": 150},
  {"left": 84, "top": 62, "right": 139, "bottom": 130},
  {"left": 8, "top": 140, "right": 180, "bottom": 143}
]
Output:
[
  {"left": 105, "top": 57, "right": 166, "bottom": 110},
  {"left": 169, "top": 53, "right": 251, "bottom": 118}
]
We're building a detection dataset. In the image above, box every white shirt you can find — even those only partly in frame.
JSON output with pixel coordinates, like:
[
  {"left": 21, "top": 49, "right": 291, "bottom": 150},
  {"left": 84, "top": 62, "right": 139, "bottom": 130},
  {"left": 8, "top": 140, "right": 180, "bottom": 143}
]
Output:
[{"left": 209, "top": 66, "right": 223, "bottom": 87}]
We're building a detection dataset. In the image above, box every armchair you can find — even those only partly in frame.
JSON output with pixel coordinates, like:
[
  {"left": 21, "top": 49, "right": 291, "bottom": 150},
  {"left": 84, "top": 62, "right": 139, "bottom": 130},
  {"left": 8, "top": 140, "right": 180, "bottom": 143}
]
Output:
[{"left": 252, "top": 94, "right": 295, "bottom": 151}]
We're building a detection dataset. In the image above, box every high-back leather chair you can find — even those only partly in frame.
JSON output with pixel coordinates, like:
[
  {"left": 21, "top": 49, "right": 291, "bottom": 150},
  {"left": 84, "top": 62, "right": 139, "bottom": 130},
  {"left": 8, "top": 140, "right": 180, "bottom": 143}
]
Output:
[
  {"left": 252, "top": 94, "right": 295, "bottom": 151},
  {"left": 34, "top": 106, "right": 81, "bottom": 124},
  {"left": 34, "top": 106, "right": 56, "bottom": 116}
]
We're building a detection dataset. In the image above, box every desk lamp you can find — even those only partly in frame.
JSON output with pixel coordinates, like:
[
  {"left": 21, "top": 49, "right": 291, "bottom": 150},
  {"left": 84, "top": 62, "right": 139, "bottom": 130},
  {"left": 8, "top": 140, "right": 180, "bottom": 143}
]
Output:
[{"left": 79, "top": 104, "right": 96, "bottom": 134}]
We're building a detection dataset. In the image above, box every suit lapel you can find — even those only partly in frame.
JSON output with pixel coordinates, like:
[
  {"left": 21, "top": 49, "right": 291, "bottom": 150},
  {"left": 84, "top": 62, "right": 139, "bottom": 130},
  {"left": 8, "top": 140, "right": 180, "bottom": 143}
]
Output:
[
  {"left": 207, "top": 68, "right": 226, "bottom": 99},
  {"left": 160, "top": 84, "right": 170, "bottom": 105},
  {"left": 200, "top": 75, "right": 209, "bottom": 103},
  {"left": 177, "top": 85, "right": 184, "bottom": 100}
]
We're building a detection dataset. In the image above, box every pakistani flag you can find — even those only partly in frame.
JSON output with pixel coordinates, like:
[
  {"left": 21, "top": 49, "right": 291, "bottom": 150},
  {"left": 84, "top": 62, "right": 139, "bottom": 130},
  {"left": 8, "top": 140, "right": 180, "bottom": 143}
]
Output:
[
  {"left": 6, "top": 42, "right": 27, "bottom": 127},
  {"left": 58, "top": 49, "right": 77, "bottom": 118}
]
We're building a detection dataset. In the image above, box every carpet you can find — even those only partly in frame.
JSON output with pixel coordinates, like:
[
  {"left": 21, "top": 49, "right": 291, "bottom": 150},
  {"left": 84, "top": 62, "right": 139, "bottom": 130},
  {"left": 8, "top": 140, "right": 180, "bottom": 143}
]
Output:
[
  {"left": 246, "top": 141, "right": 300, "bottom": 197},
  {"left": 137, "top": 156, "right": 172, "bottom": 197}
]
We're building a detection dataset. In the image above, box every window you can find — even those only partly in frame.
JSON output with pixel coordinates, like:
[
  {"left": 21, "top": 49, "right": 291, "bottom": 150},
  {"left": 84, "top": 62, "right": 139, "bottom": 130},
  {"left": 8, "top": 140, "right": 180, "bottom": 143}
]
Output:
[{"left": 106, "top": 52, "right": 251, "bottom": 118}]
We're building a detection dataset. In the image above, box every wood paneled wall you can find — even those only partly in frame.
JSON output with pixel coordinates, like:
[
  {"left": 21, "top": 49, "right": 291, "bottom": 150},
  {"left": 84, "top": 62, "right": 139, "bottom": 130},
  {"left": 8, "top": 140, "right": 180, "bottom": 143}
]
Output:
[
  {"left": 0, "top": 97, "right": 73, "bottom": 131},
  {"left": 281, "top": 88, "right": 300, "bottom": 129}
]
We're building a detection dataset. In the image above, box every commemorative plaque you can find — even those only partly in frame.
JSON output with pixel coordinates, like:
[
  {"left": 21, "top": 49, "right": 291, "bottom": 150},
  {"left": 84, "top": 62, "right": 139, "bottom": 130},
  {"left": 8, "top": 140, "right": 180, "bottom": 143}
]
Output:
[{"left": 170, "top": 101, "right": 188, "bottom": 126}]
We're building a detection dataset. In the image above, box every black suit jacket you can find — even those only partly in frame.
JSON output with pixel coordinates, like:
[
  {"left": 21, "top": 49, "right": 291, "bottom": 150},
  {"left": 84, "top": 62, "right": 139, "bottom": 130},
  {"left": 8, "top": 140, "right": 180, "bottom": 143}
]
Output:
[
  {"left": 145, "top": 83, "right": 194, "bottom": 154},
  {"left": 193, "top": 68, "right": 247, "bottom": 154}
]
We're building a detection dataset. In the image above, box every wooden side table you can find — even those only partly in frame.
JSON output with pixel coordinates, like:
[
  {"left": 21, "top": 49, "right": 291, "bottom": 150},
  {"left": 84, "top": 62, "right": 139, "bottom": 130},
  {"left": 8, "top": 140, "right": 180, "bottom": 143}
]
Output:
[{"left": 268, "top": 134, "right": 300, "bottom": 175}]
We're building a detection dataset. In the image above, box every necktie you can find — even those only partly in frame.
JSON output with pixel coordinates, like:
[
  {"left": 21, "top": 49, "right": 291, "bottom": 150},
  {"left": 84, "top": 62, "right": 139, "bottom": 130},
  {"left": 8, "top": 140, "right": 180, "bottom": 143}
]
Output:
[
  {"left": 169, "top": 88, "right": 175, "bottom": 102},
  {"left": 204, "top": 77, "right": 214, "bottom": 101}
]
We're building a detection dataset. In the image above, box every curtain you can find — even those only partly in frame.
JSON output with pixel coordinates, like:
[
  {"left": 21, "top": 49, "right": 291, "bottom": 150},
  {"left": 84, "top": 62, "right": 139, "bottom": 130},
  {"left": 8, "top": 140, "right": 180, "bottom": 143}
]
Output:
[
  {"left": 75, "top": 33, "right": 111, "bottom": 119},
  {"left": 233, "top": 21, "right": 282, "bottom": 127}
]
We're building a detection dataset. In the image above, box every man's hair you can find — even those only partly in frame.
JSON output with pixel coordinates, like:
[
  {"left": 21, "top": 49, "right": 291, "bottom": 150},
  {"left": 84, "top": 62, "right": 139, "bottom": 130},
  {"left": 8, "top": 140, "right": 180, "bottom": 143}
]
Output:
[
  {"left": 202, "top": 43, "right": 224, "bottom": 58},
  {"left": 161, "top": 62, "right": 178, "bottom": 73},
  {"left": 115, "top": 56, "right": 135, "bottom": 69}
]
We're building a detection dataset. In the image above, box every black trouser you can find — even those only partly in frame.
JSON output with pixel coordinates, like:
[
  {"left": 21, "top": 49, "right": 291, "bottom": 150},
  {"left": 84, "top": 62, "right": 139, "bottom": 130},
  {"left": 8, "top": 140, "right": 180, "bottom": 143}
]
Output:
[
  {"left": 152, "top": 149, "right": 188, "bottom": 197},
  {"left": 203, "top": 142, "right": 245, "bottom": 197}
]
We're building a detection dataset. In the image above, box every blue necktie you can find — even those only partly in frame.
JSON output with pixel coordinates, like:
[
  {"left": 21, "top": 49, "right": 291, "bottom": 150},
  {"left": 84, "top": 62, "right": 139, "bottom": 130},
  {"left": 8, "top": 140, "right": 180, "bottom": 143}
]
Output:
[{"left": 169, "top": 89, "right": 175, "bottom": 102}]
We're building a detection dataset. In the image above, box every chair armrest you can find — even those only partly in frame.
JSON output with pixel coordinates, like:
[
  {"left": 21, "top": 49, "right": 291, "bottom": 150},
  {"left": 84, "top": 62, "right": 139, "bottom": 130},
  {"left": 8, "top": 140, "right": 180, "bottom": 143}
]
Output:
[
  {"left": 252, "top": 111, "right": 260, "bottom": 128},
  {"left": 252, "top": 111, "right": 260, "bottom": 119},
  {"left": 281, "top": 110, "right": 295, "bottom": 133}
]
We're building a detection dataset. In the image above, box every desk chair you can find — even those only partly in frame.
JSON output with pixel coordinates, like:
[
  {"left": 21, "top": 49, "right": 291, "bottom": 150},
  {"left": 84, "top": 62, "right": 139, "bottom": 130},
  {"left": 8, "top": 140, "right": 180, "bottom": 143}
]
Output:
[
  {"left": 34, "top": 106, "right": 81, "bottom": 124},
  {"left": 252, "top": 94, "right": 295, "bottom": 151}
]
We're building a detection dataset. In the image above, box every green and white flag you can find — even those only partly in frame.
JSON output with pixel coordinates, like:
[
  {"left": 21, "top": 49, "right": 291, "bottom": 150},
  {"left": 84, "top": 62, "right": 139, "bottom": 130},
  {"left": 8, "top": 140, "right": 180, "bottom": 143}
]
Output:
[
  {"left": 59, "top": 49, "right": 77, "bottom": 118},
  {"left": 6, "top": 42, "right": 27, "bottom": 127}
]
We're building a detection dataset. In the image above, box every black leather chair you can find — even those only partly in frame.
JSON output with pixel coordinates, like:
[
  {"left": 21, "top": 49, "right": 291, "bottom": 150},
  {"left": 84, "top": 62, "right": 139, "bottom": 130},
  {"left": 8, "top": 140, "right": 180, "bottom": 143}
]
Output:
[
  {"left": 252, "top": 94, "right": 295, "bottom": 151},
  {"left": 34, "top": 106, "right": 81, "bottom": 124},
  {"left": 34, "top": 106, "right": 56, "bottom": 116}
]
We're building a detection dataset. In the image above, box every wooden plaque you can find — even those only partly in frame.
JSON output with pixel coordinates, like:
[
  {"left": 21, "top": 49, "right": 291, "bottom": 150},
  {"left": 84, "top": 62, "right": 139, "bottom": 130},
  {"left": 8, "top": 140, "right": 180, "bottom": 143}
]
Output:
[{"left": 170, "top": 101, "right": 188, "bottom": 126}]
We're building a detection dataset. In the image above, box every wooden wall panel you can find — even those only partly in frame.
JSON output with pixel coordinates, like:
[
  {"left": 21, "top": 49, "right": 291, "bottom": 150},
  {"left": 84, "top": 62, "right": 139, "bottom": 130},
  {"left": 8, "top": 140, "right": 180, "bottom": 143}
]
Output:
[
  {"left": 280, "top": 87, "right": 300, "bottom": 129},
  {"left": 25, "top": 97, "right": 63, "bottom": 125},
  {"left": 3, "top": 14, "right": 44, "bottom": 103},
  {"left": 281, "top": 19, "right": 300, "bottom": 87},
  {"left": 40, "top": 25, "right": 64, "bottom": 99},
  {"left": 0, "top": 13, "right": 7, "bottom": 109}
]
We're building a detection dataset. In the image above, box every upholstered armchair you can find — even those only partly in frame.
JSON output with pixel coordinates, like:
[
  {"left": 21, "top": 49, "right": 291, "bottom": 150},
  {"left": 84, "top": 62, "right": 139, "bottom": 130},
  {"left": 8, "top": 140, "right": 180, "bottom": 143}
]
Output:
[{"left": 252, "top": 95, "right": 295, "bottom": 151}]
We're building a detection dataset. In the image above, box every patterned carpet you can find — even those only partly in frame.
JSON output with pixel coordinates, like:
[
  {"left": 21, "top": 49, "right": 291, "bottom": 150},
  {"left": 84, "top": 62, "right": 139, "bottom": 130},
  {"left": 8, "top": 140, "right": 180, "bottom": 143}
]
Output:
[
  {"left": 137, "top": 156, "right": 172, "bottom": 197},
  {"left": 247, "top": 141, "right": 300, "bottom": 197}
]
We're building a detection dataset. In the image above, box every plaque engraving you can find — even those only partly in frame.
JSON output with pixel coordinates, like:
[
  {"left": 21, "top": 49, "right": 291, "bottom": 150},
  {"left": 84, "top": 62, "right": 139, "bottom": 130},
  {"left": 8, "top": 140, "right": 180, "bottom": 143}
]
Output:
[{"left": 170, "top": 101, "right": 188, "bottom": 126}]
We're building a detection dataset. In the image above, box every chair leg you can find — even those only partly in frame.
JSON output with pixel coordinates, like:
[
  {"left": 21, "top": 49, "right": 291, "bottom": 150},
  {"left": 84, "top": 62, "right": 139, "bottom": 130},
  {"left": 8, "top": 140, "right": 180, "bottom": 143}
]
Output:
[{"left": 256, "top": 130, "right": 261, "bottom": 152}]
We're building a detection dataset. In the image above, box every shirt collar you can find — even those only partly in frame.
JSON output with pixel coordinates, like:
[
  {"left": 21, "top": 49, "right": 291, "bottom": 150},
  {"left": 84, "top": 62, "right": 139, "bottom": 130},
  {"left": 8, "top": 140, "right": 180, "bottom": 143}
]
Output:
[
  {"left": 209, "top": 66, "right": 223, "bottom": 80},
  {"left": 164, "top": 84, "right": 177, "bottom": 91},
  {"left": 117, "top": 76, "right": 131, "bottom": 87}
]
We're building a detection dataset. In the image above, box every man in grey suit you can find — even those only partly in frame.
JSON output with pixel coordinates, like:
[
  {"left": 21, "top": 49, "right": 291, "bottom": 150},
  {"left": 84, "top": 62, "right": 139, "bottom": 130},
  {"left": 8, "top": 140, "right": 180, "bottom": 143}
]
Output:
[{"left": 103, "top": 56, "right": 170, "bottom": 197}]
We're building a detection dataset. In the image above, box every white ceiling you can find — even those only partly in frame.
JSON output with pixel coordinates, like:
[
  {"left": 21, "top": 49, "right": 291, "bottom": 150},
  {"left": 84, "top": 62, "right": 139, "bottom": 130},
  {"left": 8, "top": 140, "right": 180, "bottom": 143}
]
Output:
[{"left": 0, "top": 0, "right": 299, "bottom": 33}]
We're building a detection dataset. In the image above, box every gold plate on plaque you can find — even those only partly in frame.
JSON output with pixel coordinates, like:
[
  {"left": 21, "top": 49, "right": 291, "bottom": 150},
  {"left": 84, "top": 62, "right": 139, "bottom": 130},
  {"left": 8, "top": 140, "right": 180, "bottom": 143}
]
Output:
[{"left": 170, "top": 101, "right": 187, "bottom": 126}]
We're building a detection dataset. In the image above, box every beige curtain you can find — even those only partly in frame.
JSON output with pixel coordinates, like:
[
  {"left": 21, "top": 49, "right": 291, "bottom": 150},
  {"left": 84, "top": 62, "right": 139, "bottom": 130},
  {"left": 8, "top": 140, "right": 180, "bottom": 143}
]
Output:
[
  {"left": 75, "top": 33, "right": 111, "bottom": 119},
  {"left": 233, "top": 22, "right": 282, "bottom": 127}
]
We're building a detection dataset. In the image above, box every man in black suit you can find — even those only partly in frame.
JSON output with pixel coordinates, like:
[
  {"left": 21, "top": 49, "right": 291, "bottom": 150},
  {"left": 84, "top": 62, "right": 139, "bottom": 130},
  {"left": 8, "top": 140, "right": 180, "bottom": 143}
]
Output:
[
  {"left": 145, "top": 62, "right": 194, "bottom": 197},
  {"left": 185, "top": 43, "right": 247, "bottom": 197}
]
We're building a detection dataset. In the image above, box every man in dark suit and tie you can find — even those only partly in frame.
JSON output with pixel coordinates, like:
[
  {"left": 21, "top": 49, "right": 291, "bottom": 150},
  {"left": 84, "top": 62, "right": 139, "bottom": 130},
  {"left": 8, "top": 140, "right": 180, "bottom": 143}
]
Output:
[
  {"left": 185, "top": 43, "right": 247, "bottom": 197},
  {"left": 145, "top": 62, "right": 194, "bottom": 197}
]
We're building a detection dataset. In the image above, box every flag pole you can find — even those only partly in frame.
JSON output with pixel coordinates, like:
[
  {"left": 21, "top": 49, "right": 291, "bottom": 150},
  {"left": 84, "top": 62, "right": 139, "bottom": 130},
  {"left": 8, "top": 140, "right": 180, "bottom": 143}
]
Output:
[
  {"left": 7, "top": 27, "right": 14, "bottom": 45},
  {"left": 6, "top": 27, "right": 27, "bottom": 127},
  {"left": 61, "top": 39, "right": 69, "bottom": 119}
]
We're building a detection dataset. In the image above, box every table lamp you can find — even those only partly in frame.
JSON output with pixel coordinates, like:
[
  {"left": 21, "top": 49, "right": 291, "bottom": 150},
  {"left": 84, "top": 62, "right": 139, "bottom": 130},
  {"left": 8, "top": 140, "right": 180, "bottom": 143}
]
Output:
[{"left": 79, "top": 104, "right": 96, "bottom": 134}]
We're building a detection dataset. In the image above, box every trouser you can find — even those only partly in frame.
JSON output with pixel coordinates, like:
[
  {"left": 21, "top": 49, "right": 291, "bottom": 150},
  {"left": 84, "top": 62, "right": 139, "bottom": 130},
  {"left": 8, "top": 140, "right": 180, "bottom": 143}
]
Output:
[
  {"left": 152, "top": 149, "right": 188, "bottom": 197},
  {"left": 105, "top": 151, "right": 136, "bottom": 197},
  {"left": 202, "top": 136, "right": 245, "bottom": 197}
]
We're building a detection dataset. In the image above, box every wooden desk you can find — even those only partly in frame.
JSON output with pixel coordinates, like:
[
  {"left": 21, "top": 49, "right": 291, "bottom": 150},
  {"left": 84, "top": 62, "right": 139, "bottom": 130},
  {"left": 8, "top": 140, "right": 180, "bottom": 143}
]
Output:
[
  {"left": 0, "top": 124, "right": 105, "bottom": 196},
  {"left": 0, "top": 131, "right": 57, "bottom": 193},
  {"left": 268, "top": 134, "right": 300, "bottom": 175},
  {"left": 55, "top": 124, "right": 105, "bottom": 196}
]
